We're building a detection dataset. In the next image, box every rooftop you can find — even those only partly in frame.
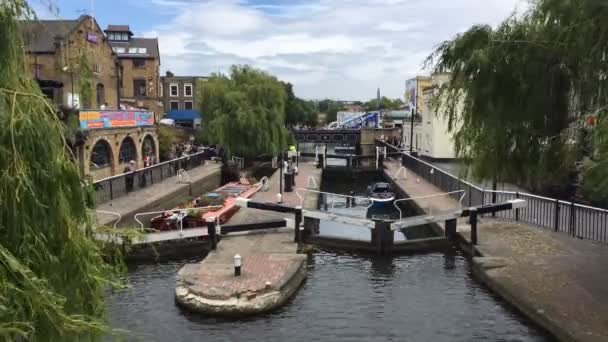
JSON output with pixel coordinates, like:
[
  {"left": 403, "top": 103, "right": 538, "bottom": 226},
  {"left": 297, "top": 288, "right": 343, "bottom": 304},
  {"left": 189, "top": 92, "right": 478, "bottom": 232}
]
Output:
[
  {"left": 21, "top": 18, "right": 81, "bottom": 53},
  {"left": 105, "top": 24, "right": 131, "bottom": 32},
  {"left": 109, "top": 37, "right": 159, "bottom": 59}
]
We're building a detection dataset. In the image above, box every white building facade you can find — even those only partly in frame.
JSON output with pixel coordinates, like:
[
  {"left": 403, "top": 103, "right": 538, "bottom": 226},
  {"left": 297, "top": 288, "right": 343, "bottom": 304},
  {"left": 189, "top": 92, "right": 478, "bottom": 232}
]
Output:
[{"left": 403, "top": 73, "right": 459, "bottom": 160}]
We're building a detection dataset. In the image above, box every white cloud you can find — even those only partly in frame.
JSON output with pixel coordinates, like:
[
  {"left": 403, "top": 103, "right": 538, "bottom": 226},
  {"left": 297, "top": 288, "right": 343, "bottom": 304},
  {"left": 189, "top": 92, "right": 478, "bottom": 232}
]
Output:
[{"left": 148, "top": 0, "right": 527, "bottom": 100}]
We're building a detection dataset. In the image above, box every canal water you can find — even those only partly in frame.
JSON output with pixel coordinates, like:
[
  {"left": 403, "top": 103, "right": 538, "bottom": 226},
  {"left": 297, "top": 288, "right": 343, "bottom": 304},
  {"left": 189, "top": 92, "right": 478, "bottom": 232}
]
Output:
[{"left": 106, "top": 151, "right": 551, "bottom": 341}]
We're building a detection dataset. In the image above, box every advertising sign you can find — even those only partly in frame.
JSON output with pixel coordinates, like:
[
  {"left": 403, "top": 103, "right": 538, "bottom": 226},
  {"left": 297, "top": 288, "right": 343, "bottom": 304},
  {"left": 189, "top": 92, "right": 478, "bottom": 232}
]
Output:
[
  {"left": 405, "top": 78, "right": 417, "bottom": 113},
  {"left": 87, "top": 32, "right": 99, "bottom": 43},
  {"left": 79, "top": 110, "right": 154, "bottom": 129}
]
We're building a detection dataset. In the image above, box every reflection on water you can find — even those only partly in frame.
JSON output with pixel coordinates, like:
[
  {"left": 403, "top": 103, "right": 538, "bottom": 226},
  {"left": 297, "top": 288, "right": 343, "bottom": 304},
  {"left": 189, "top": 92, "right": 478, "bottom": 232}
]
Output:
[{"left": 107, "top": 250, "right": 549, "bottom": 342}]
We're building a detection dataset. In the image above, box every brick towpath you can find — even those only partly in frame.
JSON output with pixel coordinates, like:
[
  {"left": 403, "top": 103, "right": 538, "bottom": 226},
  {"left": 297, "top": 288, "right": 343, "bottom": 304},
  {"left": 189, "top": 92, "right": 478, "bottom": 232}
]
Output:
[
  {"left": 384, "top": 159, "right": 608, "bottom": 342},
  {"left": 175, "top": 162, "right": 321, "bottom": 316}
]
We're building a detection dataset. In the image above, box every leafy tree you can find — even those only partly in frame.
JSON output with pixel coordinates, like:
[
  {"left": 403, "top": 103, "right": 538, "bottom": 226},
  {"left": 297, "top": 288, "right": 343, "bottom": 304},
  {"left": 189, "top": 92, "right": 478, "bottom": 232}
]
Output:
[
  {"left": 0, "top": 2, "right": 123, "bottom": 340},
  {"left": 283, "top": 82, "right": 317, "bottom": 127},
  {"left": 199, "top": 65, "right": 290, "bottom": 159},
  {"left": 424, "top": 0, "right": 608, "bottom": 194},
  {"left": 364, "top": 97, "right": 404, "bottom": 111},
  {"left": 158, "top": 125, "right": 178, "bottom": 161}
]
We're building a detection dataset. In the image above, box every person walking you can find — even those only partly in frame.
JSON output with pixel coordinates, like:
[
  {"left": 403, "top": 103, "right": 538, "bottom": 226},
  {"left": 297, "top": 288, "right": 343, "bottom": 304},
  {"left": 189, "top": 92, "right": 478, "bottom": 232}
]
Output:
[{"left": 124, "top": 160, "right": 136, "bottom": 192}]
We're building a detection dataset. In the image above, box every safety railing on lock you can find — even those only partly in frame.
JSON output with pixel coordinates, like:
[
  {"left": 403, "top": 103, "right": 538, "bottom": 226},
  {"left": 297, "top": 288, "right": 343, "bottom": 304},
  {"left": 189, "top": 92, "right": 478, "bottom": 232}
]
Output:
[
  {"left": 399, "top": 151, "right": 608, "bottom": 244},
  {"left": 295, "top": 188, "right": 374, "bottom": 212},
  {"left": 92, "top": 151, "right": 208, "bottom": 205},
  {"left": 393, "top": 190, "right": 466, "bottom": 220}
]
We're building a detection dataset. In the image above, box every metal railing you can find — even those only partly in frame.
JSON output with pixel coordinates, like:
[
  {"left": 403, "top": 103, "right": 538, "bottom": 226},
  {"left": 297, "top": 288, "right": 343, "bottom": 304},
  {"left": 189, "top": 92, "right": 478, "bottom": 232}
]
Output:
[
  {"left": 399, "top": 151, "right": 608, "bottom": 243},
  {"left": 393, "top": 190, "right": 466, "bottom": 220},
  {"left": 92, "top": 151, "right": 208, "bottom": 205}
]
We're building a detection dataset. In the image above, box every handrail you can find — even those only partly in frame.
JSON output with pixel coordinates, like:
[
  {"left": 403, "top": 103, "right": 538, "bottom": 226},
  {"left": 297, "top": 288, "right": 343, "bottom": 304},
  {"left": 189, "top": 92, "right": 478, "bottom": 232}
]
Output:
[
  {"left": 93, "top": 150, "right": 206, "bottom": 184},
  {"left": 393, "top": 166, "right": 407, "bottom": 180},
  {"left": 307, "top": 176, "right": 318, "bottom": 190},
  {"left": 176, "top": 169, "right": 191, "bottom": 184},
  {"left": 133, "top": 205, "right": 223, "bottom": 230},
  {"left": 259, "top": 176, "right": 270, "bottom": 192},
  {"left": 95, "top": 210, "right": 122, "bottom": 228},
  {"left": 295, "top": 188, "right": 373, "bottom": 211},
  {"left": 399, "top": 150, "right": 484, "bottom": 191},
  {"left": 393, "top": 190, "right": 466, "bottom": 220}
]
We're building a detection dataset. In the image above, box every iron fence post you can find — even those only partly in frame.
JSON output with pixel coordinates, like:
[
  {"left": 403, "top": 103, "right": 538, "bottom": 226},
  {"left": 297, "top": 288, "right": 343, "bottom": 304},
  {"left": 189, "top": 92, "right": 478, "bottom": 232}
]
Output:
[
  {"left": 109, "top": 179, "right": 114, "bottom": 200},
  {"left": 294, "top": 206, "right": 302, "bottom": 243},
  {"left": 554, "top": 199, "right": 560, "bottom": 232},
  {"left": 515, "top": 192, "right": 520, "bottom": 221},
  {"left": 569, "top": 202, "right": 576, "bottom": 236},
  {"left": 468, "top": 184, "right": 472, "bottom": 207}
]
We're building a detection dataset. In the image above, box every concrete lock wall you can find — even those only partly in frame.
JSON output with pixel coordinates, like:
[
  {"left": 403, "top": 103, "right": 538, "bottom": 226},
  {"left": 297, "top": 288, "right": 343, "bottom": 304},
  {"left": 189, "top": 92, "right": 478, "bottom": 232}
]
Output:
[{"left": 81, "top": 126, "right": 159, "bottom": 180}]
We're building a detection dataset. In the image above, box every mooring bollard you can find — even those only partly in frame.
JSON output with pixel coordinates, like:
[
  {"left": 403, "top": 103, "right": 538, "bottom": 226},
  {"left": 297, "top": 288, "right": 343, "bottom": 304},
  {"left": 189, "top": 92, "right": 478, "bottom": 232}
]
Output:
[
  {"left": 276, "top": 193, "right": 282, "bottom": 204},
  {"left": 294, "top": 206, "right": 303, "bottom": 243},
  {"left": 207, "top": 217, "right": 217, "bottom": 250},
  {"left": 371, "top": 220, "right": 393, "bottom": 255},
  {"left": 445, "top": 218, "right": 457, "bottom": 240},
  {"left": 470, "top": 208, "right": 478, "bottom": 245},
  {"left": 234, "top": 254, "right": 242, "bottom": 276}
]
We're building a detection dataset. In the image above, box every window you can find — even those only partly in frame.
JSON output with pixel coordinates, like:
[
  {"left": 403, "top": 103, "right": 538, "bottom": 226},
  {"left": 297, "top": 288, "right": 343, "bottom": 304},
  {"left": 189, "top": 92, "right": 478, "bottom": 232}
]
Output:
[
  {"left": 184, "top": 83, "right": 193, "bottom": 97},
  {"left": 138, "top": 48, "right": 147, "bottom": 54},
  {"left": 184, "top": 101, "right": 193, "bottom": 110},
  {"left": 128, "top": 47, "right": 138, "bottom": 54},
  {"left": 32, "top": 64, "right": 42, "bottom": 78},
  {"left": 160, "top": 82, "right": 163, "bottom": 97},
  {"left": 116, "top": 47, "right": 125, "bottom": 53},
  {"left": 93, "top": 63, "right": 101, "bottom": 73},
  {"left": 170, "top": 83, "right": 178, "bottom": 97},
  {"left": 96, "top": 83, "right": 105, "bottom": 107},
  {"left": 121, "top": 32, "right": 129, "bottom": 41},
  {"left": 133, "top": 79, "right": 147, "bottom": 97},
  {"left": 170, "top": 101, "right": 179, "bottom": 110},
  {"left": 108, "top": 32, "right": 116, "bottom": 40},
  {"left": 133, "top": 59, "right": 146, "bottom": 68}
]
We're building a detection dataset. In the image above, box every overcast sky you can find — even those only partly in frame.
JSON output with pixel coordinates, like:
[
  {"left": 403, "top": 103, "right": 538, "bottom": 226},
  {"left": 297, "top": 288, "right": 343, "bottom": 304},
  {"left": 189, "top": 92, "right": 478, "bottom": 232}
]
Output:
[{"left": 32, "top": 0, "right": 527, "bottom": 100}]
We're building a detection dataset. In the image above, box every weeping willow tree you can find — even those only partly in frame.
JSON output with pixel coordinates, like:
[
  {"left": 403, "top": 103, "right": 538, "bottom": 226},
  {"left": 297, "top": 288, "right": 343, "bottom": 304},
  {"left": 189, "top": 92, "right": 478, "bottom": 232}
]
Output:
[
  {"left": 0, "top": 1, "right": 122, "bottom": 340},
  {"left": 426, "top": 0, "right": 608, "bottom": 196},
  {"left": 199, "top": 65, "right": 291, "bottom": 159}
]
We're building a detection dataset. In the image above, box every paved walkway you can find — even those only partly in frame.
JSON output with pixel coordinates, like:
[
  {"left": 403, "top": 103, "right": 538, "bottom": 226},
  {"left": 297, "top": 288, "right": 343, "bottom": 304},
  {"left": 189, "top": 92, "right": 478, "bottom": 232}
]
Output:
[
  {"left": 96, "top": 163, "right": 221, "bottom": 227},
  {"left": 384, "top": 159, "right": 608, "bottom": 342},
  {"left": 252, "top": 160, "right": 322, "bottom": 209},
  {"left": 175, "top": 225, "right": 306, "bottom": 315},
  {"left": 174, "top": 162, "right": 321, "bottom": 316},
  {"left": 460, "top": 221, "right": 608, "bottom": 342},
  {"left": 384, "top": 160, "right": 463, "bottom": 225}
]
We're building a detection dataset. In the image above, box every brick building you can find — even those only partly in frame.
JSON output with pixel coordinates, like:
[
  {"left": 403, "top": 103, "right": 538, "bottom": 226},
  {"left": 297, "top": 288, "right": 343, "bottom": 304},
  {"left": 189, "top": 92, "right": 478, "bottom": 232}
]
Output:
[
  {"left": 160, "top": 72, "right": 208, "bottom": 128},
  {"left": 22, "top": 15, "right": 119, "bottom": 109},
  {"left": 160, "top": 72, "right": 208, "bottom": 112},
  {"left": 105, "top": 25, "right": 163, "bottom": 119}
]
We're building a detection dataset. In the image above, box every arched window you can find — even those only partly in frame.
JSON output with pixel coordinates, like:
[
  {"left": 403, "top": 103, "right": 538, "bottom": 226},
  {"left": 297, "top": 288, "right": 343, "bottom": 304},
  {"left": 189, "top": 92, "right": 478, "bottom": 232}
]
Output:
[
  {"left": 119, "top": 137, "right": 137, "bottom": 164},
  {"left": 90, "top": 139, "right": 112, "bottom": 169},
  {"left": 96, "top": 83, "right": 105, "bottom": 108},
  {"left": 141, "top": 135, "right": 156, "bottom": 161}
]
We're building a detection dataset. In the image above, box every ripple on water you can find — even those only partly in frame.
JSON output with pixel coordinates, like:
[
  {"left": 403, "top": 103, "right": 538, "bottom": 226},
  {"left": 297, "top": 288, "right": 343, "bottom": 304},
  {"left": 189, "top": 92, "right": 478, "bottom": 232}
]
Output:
[{"left": 106, "top": 249, "right": 550, "bottom": 342}]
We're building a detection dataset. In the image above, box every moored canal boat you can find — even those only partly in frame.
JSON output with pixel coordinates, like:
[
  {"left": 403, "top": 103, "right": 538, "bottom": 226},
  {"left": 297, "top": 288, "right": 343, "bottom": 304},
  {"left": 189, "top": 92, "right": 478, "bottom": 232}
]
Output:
[{"left": 149, "top": 181, "right": 260, "bottom": 231}]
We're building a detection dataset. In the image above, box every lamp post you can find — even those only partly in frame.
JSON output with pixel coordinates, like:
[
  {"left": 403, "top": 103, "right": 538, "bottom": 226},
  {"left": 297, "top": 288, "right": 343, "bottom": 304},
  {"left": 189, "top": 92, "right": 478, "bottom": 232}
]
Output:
[
  {"left": 278, "top": 150, "right": 283, "bottom": 201},
  {"left": 115, "top": 60, "right": 122, "bottom": 109}
]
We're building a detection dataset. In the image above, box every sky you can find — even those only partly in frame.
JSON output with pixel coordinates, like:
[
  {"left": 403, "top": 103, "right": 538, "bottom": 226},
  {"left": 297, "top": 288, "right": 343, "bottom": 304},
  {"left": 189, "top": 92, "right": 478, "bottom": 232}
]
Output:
[{"left": 31, "top": 0, "right": 527, "bottom": 101}]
